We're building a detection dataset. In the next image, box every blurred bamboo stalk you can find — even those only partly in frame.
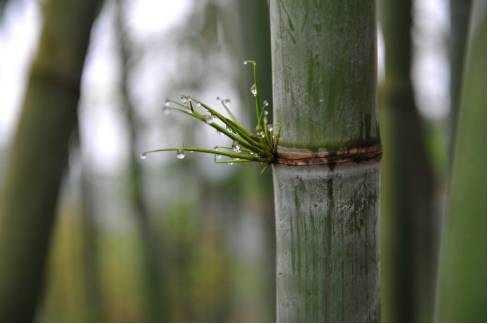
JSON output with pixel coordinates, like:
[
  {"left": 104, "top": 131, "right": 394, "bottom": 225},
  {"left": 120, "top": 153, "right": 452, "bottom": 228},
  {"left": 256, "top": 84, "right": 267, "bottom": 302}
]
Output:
[
  {"left": 435, "top": 3, "right": 486, "bottom": 321},
  {"left": 79, "top": 145, "right": 105, "bottom": 321},
  {"left": 0, "top": 0, "right": 100, "bottom": 321},
  {"left": 379, "top": 0, "right": 438, "bottom": 321},
  {"left": 234, "top": 0, "right": 275, "bottom": 321},
  {"left": 113, "top": 0, "right": 164, "bottom": 321},
  {"left": 448, "top": 0, "right": 473, "bottom": 158}
]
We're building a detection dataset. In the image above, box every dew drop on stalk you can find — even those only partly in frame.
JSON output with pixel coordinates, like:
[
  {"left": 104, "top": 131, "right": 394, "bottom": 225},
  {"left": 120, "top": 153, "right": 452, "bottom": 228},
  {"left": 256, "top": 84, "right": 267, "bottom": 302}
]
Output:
[
  {"left": 176, "top": 150, "right": 185, "bottom": 160},
  {"left": 223, "top": 98, "right": 231, "bottom": 104},
  {"left": 140, "top": 153, "right": 147, "bottom": 160},
  {"left": 264, "top": 110, "right": 269, "bottom": 116},
  {"left": 267, "top": 124, "right": 273, "bottom": 132},
  {"left": 180, "top": 95, "right": 188, "bottom": 103},
  {"left": 243, "top": 60, "right": 254, "bottom": 65},
  {"left": 162, "top": 100, "right": 171, "bottom": 114},
  {"left": 263, "top": 99, "right": 269, "bottom": 107},
  {"left": 232, "top": 142, "right": 241, "bottom": 153},
  {"left": 205, "top": 115, "right": 215, "bottom": 124},
  {"left": 251, "top": 83, "right": 257, "bottom": 96}
]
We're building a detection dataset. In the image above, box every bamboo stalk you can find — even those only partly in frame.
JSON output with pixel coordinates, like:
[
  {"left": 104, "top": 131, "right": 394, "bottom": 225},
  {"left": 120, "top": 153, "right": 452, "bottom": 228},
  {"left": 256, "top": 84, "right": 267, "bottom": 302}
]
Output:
[
  {"left": 0, "top": 0, "right": 100, "bottom": 320},
  {"left": 379, "top": 0, "right": 437, "bottom": 321},
  {"left": 435, "top": 4, "right": 486, "bottom": 321},
  {"left": 269, "top": 0, "right": 380, "bottom": 321}
]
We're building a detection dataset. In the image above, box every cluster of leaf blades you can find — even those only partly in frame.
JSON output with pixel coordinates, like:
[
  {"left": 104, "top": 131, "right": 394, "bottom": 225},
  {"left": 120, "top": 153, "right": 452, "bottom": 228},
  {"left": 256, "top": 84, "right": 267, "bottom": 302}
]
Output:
[{"left": 141, "top": 60, "right": 280, "bottom": 167}]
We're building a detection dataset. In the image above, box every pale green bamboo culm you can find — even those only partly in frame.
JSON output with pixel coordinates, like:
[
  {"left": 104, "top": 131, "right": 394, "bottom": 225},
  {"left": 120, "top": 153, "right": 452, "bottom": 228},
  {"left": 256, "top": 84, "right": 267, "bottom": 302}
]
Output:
[
  {"left": 0, "top": 0, "right": 100, "bottom": 321},
  {"left": 270, "top": 0, "right": 380, "bottom": 321}
]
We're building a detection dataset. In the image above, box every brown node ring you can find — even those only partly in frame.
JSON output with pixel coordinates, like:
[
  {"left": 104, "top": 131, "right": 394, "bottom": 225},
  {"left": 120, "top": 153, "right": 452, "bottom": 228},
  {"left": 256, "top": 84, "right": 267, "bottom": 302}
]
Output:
[{"left": 274, "top": 144, "right": 382, "bottom": 166}]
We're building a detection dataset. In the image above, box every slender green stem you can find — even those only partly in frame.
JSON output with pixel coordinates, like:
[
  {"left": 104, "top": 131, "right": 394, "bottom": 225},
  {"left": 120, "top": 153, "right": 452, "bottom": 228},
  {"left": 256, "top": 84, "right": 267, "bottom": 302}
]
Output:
[
  {"left": 142, "top": 147, "right": 267, "bottom": 162},
  {"left": 168, "top": 101, "right": 266, "bottom": 154},
  {"left": 221, "top": 101, "right": 238, "bottom": 122},
  {"left": 191, "top": 99, "right": 265, "bottom": 149}
]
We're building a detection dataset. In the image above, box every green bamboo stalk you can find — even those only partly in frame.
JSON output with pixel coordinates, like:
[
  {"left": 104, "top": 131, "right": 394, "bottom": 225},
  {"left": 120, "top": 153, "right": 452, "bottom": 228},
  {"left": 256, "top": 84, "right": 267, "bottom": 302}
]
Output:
[
  {"left": 270, "top": 1, "right": 380, "bottom": 321},
  {"left": 379, "top": 0, "right": 437, "bottom": 321},
  {"left": 0, "top": 0, "right": 100, "bottom": 321},
  {"left": 435, "top": 5, "right": 486, "bottom": 321}
]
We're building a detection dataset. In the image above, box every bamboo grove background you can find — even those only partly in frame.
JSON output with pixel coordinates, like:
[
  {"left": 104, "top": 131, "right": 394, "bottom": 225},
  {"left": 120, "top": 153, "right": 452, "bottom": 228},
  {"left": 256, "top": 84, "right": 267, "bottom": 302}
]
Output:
[{"left": 0, "top": 0, "right": 485, "bottom": 322}]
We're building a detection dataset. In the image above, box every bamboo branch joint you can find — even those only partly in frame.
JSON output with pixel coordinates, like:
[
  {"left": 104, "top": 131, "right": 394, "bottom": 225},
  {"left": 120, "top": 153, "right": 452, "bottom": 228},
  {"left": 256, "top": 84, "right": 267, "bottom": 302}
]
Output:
[{"left": 275, "top": 144, "right": 382, "bottom": 166}]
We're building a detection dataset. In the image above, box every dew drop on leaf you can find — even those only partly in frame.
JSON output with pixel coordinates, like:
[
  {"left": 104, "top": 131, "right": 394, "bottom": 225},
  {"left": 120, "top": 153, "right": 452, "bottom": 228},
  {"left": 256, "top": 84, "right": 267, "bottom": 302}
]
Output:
[
  {"left": 251, "top": 83, "right": 257, "bottom": 96},
  {"left": 176, "top": 150, "right": 185, "bottom": 160}
]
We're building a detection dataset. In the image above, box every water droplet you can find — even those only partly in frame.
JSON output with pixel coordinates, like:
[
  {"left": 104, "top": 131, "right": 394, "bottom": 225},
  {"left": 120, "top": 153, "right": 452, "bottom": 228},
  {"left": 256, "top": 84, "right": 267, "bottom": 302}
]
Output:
[
  {"left": 176, "top": 150, "right": 185, "bottom": 160},
  {"left": 196, "top": 102, "right": 202, "bottom": 108},
  {"left": 180, "top": 95, "right": 188, "bottom": 103},
  {"left": 264, "top": 110, "right": 269, "bottom": 116},
  {"left": 223, "top": 98, "right": 231, "bottom": 104},
  {"left": 267, "top": 124, "right": 273, "bottom": 132},
  {"left": 140, "top": 153, "right": 147, "bottom": 160},
  {"left": 263, "top": 100, "right": 269, "bottom": 107},
  {"left": 250, "top": 83, "right": 257, "bottom": 96},
  {"left": 258, "top": 131, "right": 265, "bottom": 138},
  {"left": 205, "top": 115, "right": 216, "bottom": 124},
  {"left": 232, "top": 142, "right": 241, "bottom": 153},
  {"left": 162, "top": 100, "right": 171, "bottom": 114},
  {"left": 243, "top": 60, "right": 254, "bottom": 65}
]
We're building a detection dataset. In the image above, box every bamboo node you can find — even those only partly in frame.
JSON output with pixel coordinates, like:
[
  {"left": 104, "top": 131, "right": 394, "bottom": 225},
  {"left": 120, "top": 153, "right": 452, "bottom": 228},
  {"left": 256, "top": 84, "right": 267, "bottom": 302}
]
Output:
[{"left": 275, "top": 144, "right": 382, "bottom": 166}]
